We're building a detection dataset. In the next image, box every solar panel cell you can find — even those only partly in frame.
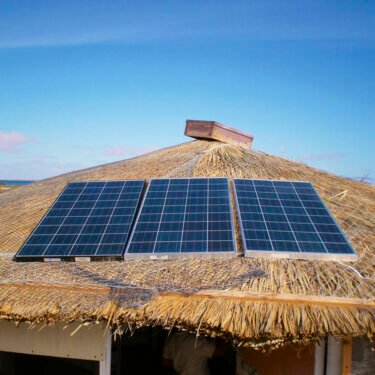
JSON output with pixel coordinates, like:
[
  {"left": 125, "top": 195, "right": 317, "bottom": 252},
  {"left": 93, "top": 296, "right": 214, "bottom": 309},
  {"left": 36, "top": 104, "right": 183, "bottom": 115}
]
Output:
[
  {"left": 287, "top": 215, "right": 311, "bottom": 223},
  {"left": 52, "top": 235, "right": 77, "bottom": 245},
  {"left": 157, "top": 242, "right": 181, "bottom": 252},
  {"left": 298, "top": 242, "right": 326, "bottom": 252},
  {"left": 242, "top": 221, "right": 267, "bottom": 230},
  {"left": 272, "top": 240, "right": 300, "bottom": 252},
  {"left": 290, "top": 223, "right": 315, "bottom": 232},
  {"left": 245, "top": 230, "right": 269, "bottom": 240},
  {"left": 44, "top": 244, "right": 72, "bottom": 256},
  {"left": 97, "top": 244, "right": 125, "bottom": 255},
  {"left": 294, "top": 232, "right": 321, "bottom": 242},
  {"left": 64, "top": 216, "right": 87, "bottom": 225},
  {"left": 57, "top": 225, "right": 83, "bottom": 235},
  {"left": 34, "top": 226, "right": 60, "bottom": 235},
  {"left": 127, "top": 242, "right": 154, "bottom": 253},
  {"left": 208, "top": 221, "right": 230, "bottom": 230},
  {"left": 269, "top": 231, "right": 295, "bottom": 241},
  {"left": 76, "top": 234, "right": 102, "bottom": 244},
  {"left": 266, "top": 222, "right": 291, "bottom": 231},
  {"left": 246, "top": 239, "right": 273, "bottom": 250},
  {"left": 208, "top": 241, "right": 234, "bottom": 252},
  {"left": 28, "top": 235, "right": 53, "bottom": 245}
]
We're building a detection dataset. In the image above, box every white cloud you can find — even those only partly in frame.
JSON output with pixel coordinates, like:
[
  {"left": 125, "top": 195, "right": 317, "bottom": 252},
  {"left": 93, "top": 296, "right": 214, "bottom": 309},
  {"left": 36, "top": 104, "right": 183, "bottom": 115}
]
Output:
[{"left": 0, "top": 131, "right": 36, "bottom": 152}]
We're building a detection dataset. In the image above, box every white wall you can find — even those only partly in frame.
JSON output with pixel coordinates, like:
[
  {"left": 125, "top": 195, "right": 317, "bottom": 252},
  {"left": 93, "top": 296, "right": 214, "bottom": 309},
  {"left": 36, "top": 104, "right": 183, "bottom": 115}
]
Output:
[{"left": 0, "top": 321, "right": 108, "bottom": 361}]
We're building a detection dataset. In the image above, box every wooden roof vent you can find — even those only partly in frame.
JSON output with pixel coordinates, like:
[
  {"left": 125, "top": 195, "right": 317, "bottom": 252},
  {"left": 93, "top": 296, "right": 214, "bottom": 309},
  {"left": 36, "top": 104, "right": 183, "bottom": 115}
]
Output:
[{"left": 185, "top": 120, "right": 254, "bottom": 148}]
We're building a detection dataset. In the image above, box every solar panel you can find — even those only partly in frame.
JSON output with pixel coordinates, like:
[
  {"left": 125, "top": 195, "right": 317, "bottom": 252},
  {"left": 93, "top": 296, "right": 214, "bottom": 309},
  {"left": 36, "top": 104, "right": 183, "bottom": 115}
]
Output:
[
  {"left": 233, "top": 179, "right": 357, "bottom": 261},
  {"left": 15, "top": 180, "right": 145, "bottom": 260},
  {"left": 125, "top": 178, "right": 236, "bottom": 259}
]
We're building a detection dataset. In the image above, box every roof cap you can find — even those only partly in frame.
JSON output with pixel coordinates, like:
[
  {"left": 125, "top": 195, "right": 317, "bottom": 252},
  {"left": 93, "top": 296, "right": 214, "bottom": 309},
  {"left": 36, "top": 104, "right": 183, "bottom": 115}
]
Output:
[{"left": 185, "top": 120, "right": 254, "bottom": 148}]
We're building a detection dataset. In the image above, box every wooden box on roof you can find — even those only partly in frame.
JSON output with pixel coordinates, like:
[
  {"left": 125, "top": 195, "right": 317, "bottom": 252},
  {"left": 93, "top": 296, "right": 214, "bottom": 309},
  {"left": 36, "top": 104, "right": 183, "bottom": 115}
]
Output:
[{"left": 185, "top": 120, "right": 254, "bottom": 148}]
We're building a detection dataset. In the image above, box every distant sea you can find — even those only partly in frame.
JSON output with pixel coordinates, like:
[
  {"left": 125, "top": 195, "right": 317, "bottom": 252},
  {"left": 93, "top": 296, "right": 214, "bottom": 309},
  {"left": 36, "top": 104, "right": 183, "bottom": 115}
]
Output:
[{"left": 0, "top": 180, "right": 35, "bottom": 186}]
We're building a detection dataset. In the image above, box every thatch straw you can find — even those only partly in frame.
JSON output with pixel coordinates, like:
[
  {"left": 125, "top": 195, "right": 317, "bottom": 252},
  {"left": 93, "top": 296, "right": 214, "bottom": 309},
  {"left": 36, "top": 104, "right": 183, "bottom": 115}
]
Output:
[{"left": 0, "top": 140, "right": 374, "bottom": 349}]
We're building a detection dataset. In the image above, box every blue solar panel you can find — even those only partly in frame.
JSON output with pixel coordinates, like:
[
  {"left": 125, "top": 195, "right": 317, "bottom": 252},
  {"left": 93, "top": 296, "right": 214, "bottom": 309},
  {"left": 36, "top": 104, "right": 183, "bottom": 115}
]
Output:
[
  {"left": 125, "top": 178, "right": 236, "bottom": 258},
  {"left": 233, "top": 179, "right": 357, "bottom": 260},
  {"left": 15, "top": 180, "right": 145, "bottom": 259}
]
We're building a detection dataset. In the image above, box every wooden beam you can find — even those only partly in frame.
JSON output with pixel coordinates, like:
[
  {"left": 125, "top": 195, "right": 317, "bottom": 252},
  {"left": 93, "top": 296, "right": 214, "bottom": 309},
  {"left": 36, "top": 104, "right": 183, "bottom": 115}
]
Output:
[
  {"left": 341, "top": 337, "right": 353, "bottom": 375},
  {"left": 192, "top": 290, "right": 375, "bottom": 310}
]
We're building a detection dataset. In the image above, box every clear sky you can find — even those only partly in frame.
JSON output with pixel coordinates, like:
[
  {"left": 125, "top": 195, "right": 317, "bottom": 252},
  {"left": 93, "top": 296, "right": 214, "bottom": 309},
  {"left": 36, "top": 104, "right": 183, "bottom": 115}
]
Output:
[{"left": 0, "top": 0, "right": 374, "bottom": 182}]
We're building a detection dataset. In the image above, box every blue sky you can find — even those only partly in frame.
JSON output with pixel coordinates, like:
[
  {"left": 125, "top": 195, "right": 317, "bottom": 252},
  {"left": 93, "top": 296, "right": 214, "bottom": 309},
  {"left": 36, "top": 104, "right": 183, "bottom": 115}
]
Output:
[{"left": 0, "top": 0, "right": 374, "bottom": 181}]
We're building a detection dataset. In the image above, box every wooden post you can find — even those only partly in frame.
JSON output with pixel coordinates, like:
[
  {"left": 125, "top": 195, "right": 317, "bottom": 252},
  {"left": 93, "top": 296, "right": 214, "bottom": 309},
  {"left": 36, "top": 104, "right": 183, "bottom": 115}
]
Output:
[
  {"left": 327, "top": 337, "right": 342, "bottom": 375},
  {"left": 314, "top": 339, "right": 326, "bottom": 375},
  {"left": 341, "top": 337, "right": 353, "bottom": 375},
  {"left": 99, "top": 330, "right": 112, "bottom": 375}
]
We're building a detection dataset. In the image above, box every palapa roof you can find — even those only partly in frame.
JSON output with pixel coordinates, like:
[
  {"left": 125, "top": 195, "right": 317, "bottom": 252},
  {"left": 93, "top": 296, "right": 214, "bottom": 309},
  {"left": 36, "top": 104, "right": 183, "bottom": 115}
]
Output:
[{"left": 0, "top": 139, "right": 375, "bottom": 350}]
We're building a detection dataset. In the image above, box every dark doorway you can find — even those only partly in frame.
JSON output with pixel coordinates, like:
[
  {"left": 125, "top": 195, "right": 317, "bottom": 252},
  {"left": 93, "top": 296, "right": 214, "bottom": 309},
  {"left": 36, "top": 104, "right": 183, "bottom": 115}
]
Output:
[
  {"left": 0, "top": 351, "right": 97, "bottom": 375},
  {"left": 112, "top": 327, "right": 236, "bottom": 375}
]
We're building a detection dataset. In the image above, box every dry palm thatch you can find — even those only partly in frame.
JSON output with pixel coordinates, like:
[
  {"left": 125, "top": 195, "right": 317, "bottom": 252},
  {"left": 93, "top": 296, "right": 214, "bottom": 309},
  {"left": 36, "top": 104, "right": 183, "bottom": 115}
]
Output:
[{"left": 0, "top": 140, "right": 374, "bottom": 350}]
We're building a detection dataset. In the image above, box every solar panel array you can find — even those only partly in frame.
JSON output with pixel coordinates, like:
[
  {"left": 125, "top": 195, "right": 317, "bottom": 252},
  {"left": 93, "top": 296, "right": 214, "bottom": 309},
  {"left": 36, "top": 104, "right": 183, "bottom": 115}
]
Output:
[
  {"left": 233, "top": 179, "right": 356, "bottom": 259},
  {"left": 15, "top": 180, "right": 145, "bottom": 259},
  {"left": 15, "top": 177, "right": 356, "bottom": 262},
  {"left": 125, "top": 178, "right": 236, "bottom": 258}
]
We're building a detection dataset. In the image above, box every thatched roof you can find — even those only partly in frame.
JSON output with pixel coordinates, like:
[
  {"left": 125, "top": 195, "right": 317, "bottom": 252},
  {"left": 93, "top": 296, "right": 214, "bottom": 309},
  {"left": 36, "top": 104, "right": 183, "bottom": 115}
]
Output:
[{"left": 0, "top": 140, "right": 374, "bottom": 350}]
